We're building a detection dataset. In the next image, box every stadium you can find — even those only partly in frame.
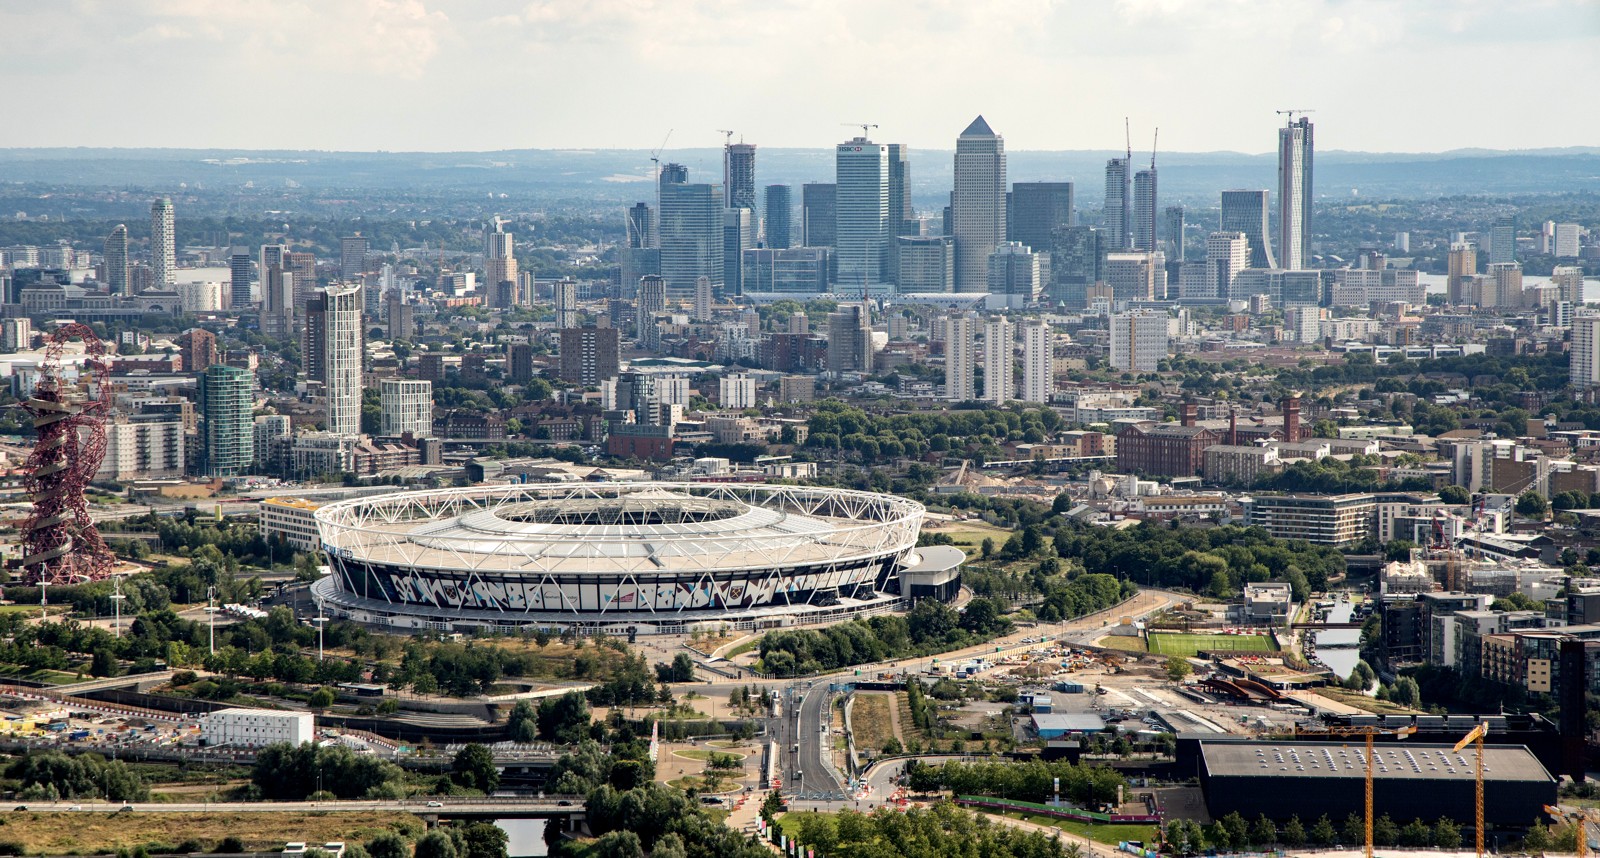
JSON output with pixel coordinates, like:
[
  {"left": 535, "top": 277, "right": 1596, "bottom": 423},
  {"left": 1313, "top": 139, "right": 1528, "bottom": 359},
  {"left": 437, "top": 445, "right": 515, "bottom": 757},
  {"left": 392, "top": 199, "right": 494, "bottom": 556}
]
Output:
[{"left": 309, "top": 483, "right": 963, "bottom": 635}]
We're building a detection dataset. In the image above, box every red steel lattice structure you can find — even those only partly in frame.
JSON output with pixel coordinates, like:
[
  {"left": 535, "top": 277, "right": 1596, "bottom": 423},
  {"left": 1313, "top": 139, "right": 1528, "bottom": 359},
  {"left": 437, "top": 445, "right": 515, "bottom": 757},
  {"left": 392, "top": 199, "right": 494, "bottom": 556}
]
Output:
[{"left": 20, "top": 323, "right": 115, "bottom": 585}]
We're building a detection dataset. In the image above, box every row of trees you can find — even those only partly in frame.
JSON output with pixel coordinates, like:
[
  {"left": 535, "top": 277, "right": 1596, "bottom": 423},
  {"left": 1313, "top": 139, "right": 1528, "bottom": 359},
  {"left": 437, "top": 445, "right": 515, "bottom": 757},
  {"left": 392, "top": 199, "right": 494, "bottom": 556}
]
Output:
[
  {"left": 905, "top": 758, "right": 1126, "bottom": 806},
  {"left": 5, "top": 751, "right": 148, "bottom": 802},
  {"left": 758, "top": 599, "right": 1006, "bottom": 678},
  {"left": 1171, "top": 811, "right": 1462, "bottom": 852},
  {"left": 1050, "top": 521, "right": 1344, "bottom": 598},
  {"left": 784, "top": 800, "right": 1070, "bottom": 858}
]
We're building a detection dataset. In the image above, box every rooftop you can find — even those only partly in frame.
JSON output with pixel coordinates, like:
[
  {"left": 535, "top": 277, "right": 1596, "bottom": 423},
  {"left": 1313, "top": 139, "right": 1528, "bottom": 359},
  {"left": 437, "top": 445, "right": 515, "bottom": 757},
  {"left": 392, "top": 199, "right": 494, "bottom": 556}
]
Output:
[{"left": 1201, "top": 741, "right": 1552, "bottom": 783}]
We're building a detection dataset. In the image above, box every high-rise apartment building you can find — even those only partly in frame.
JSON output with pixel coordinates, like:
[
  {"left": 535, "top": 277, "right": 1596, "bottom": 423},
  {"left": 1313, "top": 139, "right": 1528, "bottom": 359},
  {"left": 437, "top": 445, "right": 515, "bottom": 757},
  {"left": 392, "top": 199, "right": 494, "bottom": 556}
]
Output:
[
  {"left": 1220, "top": 190, "right": 1276, "bottom": 269},
  {"left": 835, "top": 138, "right": 890, "bottom": 293},
  {"left": 952, "top": 116, "right": 1007, "bottom": 291},
  {"left": 261, "top": 264, "right": 295, "bottom": 339},
  {"left": 1489, "top": 216, "right": 1517, "bottom": 265},
  {"left": 987, "top": 242, "right": 1039, "bottom": 310},
  {"left": 179, "top": 328, "right": 218, "bottom": 373},
  {"left": 1007, "top": 182, "right": 1073, "bottom": 254},
  {"left": 764, "top": 185, "right": 792, "bottom": 249},
  {"left": 553, "top": 277, "right": 578, "bottom": 329},
  {"left": 319, "top": 283, "right": 364, "bottom": 436},
  {"left": 287, "top": 251, "right": 318, "bottom": 306},
  {"left": 943, "top": 312, "right": 977, "bottom": 401},
  {"left": 636, "top": 275, "right": 667, "bottom": 350},
  {"left": 660, "top": 180, "right": 724, "bottom": 296},
  {"left": 826, "top": 303, "right": 872, "bottom": 375},
  {"left": 1447, "top": 243, "right": 1478, "bottom": 304},
  {"left": 340, "top": 235, "right": 369, "bottom": 281},
  {"left": 1163, "top": 206, "right": 1185, "bottom": 263},
  {"left": 1202, "top": 232, "right": 1250, "bottom": 301},
  {"left": 104, "top": 224, "right": 129, "bottom": 295},
  {"left": 485, "top": 220, "right": 517, "bottom": 298},
  {"left": 1553, "top": 266, "right": 1586, "bottom": 305},
  {"left": 1104, "top": 252, "right": 1159, "bottom": 302},
  {"left": 228, "top": 249, "right": 252, "bottom": 308},
  {"left": 1277, "top": 116, "right": 1314, "bottom": 270},
  {"left": 982, "top": 316, "right": 1014, "bottom": 404},
  {"left": 1132, "top": 168, "right": 1158, "bottom": 252},
  {"left": 724, "top": 208, "right": 755, "bottom": 297},
  {"left": 1109, "top": 311, "right": 1168, "bottom": 372},
  {"left": 1572, "top": 314, "right": 1600, "bottom": 389},
  {"left": 724, "top": 143, "right": 756, "bottom": 212},
  {"left": 897, "top": 236, "right": 954, "bottom": 293},
  {"left": 802, "top": 183, "right": 836, "bottom": 248},
  {"left": 151, "top": 197, "right": 176, "bottom": 287},
  {"left": 719, "top": 374, "right": 758, "bottom": 410},
  {"left": 202, "top": 364, "right": 255, "bottom": 477},
  {"left": 1020, "top": 319, "right": 1052, "bottom": 404},
  {"left": 1049, "top": 226, "right": 1105, "bottom": 308},
  {"left": 693, "top": 277, "right": 713, "bottom": 322},
  {"left": 1104, "top": 158, "right": 1131, "bottom": 250},
  {"left": 380, "top": 379, "right": 434, "bottom": 437},
  {"left": 1553, "top": 223, "right": 1581, "bottom": 258},
  {"left": 558, "top": 327, "right": 621, "bottom": 387}
]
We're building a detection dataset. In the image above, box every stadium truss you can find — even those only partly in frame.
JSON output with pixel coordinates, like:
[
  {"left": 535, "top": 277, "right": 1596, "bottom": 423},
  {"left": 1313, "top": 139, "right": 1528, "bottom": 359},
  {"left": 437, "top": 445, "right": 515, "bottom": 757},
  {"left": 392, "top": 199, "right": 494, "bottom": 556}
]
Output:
[
  {"left": 21, "top": 323, "right": 116, "bottom": 585},
  {"left": 311, "top": 483, "right": 939, "bottom": 632}
]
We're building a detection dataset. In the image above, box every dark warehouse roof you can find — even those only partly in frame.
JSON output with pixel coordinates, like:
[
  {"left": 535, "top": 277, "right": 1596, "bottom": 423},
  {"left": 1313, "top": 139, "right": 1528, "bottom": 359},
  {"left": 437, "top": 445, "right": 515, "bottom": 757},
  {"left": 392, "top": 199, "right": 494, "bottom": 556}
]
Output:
[{"left": 1201, "top": 741, "right": 1553, "bottom": 783}]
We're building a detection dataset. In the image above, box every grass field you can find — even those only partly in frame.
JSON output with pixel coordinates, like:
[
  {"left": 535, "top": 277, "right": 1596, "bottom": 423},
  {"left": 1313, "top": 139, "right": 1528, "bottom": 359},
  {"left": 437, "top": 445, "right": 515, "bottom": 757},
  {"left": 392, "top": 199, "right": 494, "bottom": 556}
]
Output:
[
  {"left": 0, "top": 811, "right": 423, "bottom": 853},
  {"left": 851, "top": 693, "right": 896, "bottom": 754},
  {"left": 1096, "top": 636, "right": 1149, "bottom": 653},
  {"left": 1146, "top": 633, "right": 1277, "bottom": 657},
  {"left": 988, "top": 811, "right": 1159, "bottom": 846},
  {"left": 674, "top": 748, "right": 746, "bottom": 761}
]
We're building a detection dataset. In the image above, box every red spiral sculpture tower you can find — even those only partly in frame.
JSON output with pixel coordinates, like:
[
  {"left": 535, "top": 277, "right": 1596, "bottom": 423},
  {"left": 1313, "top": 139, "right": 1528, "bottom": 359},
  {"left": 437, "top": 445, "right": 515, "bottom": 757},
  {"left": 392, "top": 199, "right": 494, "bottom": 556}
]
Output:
[{"left": 20, "top": 323, "right": 115, "bottom": 585}]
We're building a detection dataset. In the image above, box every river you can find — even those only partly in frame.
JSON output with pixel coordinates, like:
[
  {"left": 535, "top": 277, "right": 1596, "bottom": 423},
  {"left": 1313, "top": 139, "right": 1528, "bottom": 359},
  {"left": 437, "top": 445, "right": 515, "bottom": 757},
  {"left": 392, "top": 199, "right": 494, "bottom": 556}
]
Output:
[{"left": 1313, "top": 599, "right": 1362, "bottom": 680}]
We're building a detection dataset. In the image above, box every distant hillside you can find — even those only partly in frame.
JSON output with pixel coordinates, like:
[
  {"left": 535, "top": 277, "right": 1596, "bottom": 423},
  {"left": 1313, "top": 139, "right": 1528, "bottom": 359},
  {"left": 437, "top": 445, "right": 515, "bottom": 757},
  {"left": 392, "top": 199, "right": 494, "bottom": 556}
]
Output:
[{"left": 0, "top": 146, "right": 1597, "bottom": 207}]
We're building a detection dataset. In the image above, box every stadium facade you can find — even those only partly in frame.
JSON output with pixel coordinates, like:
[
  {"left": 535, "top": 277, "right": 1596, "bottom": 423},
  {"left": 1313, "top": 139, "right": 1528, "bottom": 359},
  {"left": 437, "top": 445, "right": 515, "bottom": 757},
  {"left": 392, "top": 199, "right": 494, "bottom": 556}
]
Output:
[{"left": 309, "top": 483, "right": 962, "bottom": 635}]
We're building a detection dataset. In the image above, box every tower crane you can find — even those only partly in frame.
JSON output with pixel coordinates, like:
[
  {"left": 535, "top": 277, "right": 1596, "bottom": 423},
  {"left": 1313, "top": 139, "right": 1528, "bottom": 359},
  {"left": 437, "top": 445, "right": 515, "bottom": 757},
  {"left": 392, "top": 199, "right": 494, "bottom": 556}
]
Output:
[
  {"left": 1544, "top": 805, "right": 1598, "bottom": 858},
  {"left": 1295, "top": 722, "right": 1415, "bottom": 858},
  {"left": 841, "top": 122, "right": 878, "bottom": 139},
  {"left": 648, "top": 129, "right": 673, "bottom": 180},
  {"left": 1454, "top": 723, "right": 1488, "bottom": 858},
  {"left": 1277, "top": 108, "right": 1317, "bottom": 123},
  {"left": 717, "top": 129, "right": 735, "bottom": 146}
]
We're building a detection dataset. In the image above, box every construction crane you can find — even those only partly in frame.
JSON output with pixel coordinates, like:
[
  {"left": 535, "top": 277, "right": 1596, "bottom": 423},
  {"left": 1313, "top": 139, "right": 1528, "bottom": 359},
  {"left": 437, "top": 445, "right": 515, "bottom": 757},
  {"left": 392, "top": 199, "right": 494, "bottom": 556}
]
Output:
[
  {"left": 1295, "top": 723, "right": 1415, "bottom": 858},
  {"left": 1454, "top": 723, "right": 1488, "bottom": 858},
  {"left": 648, "top": 129, "right": 673, "bottom": 181},
  {"left": 1277, "top": 108, "right": 1317, "bottom": 122},
  {"left": 1544, "top": 804, "right": 1597, "bottom": 858},
  {"left": 717, "top": 129, "right": 735, "bottom": 146},
  {"left": 841, "top": 122, "right": 878, "bottom": 139}
]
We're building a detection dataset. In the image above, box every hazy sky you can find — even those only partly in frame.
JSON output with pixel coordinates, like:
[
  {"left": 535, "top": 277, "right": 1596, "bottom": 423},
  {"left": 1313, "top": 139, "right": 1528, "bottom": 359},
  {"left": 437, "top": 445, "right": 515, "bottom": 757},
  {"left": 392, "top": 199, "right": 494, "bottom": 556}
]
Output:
[{"left": 3, "top": 0, "right": 1597, "bottom": 154}]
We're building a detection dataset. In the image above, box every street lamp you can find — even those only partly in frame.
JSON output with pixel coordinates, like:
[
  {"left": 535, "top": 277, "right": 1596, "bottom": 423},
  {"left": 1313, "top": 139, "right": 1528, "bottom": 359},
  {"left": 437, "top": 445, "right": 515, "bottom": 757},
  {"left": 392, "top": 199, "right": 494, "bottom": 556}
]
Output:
[
  {"left": 206, "top": 586, "right": 217, "bottom": 656},
  {"left": 110, "top": 576, "right": 126, "bottom": 639},
  {"left": 313, "top": 615, "right": 328, "bottom": 662}
]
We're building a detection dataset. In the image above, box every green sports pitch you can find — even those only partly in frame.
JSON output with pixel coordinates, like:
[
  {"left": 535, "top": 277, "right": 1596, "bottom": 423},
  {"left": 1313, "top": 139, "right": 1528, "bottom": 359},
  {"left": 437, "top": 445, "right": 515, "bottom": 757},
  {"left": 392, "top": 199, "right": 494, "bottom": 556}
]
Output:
[{"left": 1146, "top": 633, "right": 1278, "bottom": 657}]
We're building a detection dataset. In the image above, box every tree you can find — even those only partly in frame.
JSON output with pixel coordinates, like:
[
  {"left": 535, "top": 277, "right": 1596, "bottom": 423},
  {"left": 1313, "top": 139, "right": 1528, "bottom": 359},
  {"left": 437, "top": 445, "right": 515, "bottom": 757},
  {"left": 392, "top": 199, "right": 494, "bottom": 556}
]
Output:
[
  {"left": 413, "top": 832, "right": 457, "bottom": 858},
  {"left": 455, "top": 822, "right": 508, "bottom": 858},
  {"left": 307, "top": 687, "right": 336, "bottom": 710},
  {"left": 1341, "top": 813, "right": 1365, "bottom": 846},
  {"left": 506, "top": 700, "right": 537, "bottom": 744},
  {"left": 1309, "top": 814, "right": 1337, "bottom": 847},
  {"left": 1399, "top": 817, "right": 1432, "bottom": 847},
  {"left": 1221, "top": 812, "right": 1249, "bottom": 848},
  {"left": 1524, "top": 821, "right": 1551, "bottom": 852},
  {"left": 1438, "top": 485, "right": 1470, "bottom": 505},
  {"left": 89, "top": 648, "right": 120, "bottom": 678},
  {"left": 1165, "top": 656, "right": 1192, "bottom": 683},
  {"left": 1516, "top": 490, "right": 1550, "bottom": 519},
  {"left": 365, "top": 833, "right": 410, "bottom": 858},
  {"left": 1391, "top": 676, "right": 1421, "bottom": 707},
  {"left": 451, "top": 744, "right": 499, "bottom": 793},
  {"left": 1373, "top": 813, "right": 1399, "bottom": 846},
  {"left": 1281, "top": 816, "right": 1307, "bottom": 848},
  {"left": 536, "top": 691, "right": 591, "bottom": 744},
  {"left": 1250, "top": 814, "right": 1278, "bottom": 847},
  {"left": 1433, "top": 817, "right": 1462, "bottom": 850}
]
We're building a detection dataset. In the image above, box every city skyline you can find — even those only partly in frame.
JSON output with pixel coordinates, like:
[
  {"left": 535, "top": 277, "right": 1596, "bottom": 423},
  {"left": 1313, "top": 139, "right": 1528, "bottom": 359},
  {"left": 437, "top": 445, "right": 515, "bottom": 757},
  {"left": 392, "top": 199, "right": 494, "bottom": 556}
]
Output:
[{"left": 1, "top": 1, "right": 1595, "bottom": 154}]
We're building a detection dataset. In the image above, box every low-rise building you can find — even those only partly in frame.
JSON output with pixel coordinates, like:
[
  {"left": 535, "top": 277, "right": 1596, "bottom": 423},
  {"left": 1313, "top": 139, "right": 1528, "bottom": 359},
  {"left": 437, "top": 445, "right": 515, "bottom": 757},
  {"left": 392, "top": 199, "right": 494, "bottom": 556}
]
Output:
[
  {"left": 202, "top": 708, "right": 315, "bottom": 748},
  {"left": 1245, "top": 493, "right": 1376, "bottom": 546},
  {"left": 259, "top": 497, "right": 324, "bottom": 553}
]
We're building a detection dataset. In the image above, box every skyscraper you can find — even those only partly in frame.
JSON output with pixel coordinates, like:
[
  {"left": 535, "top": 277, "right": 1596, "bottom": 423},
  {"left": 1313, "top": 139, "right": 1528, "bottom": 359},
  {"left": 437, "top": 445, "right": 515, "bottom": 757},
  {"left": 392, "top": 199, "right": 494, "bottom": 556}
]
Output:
[
  {"left": 1020, "top": 319, "right": 1052, "bottom": 404},
  {"left": 1008, "top": 182, "right": 1073, "bottom": 254},
  {"left": 723, "top": 208, "right": 754, "bottom": 297},
  {"left": 380, "top": 379, "right": 434, "bottom": 437},
  {"left": 987, "top": 242, "right": 1039, "bottom": 310},
  {"left": 1104, "top": 252, "right": 1159, "bottom": 302},
  {"left": 887, "top": 143, "right": 913, "bottom": 281},
  {"left": 1104, "top": 158, "right": 1131, "bottom": 250},
  {"left": 1219, "top": 190, "right": 1275, "bottom": 269},
  {"left": 1572, "top": 315, "right": 1600, "bottom": 389},
  {"left": 319, "top": 283, "right": 363, "bottom": 437},
  {"left": 262, "top": 264, "right": 294, "bottom": 339},
  {"left": 1163, "top": 206, "right": 1186, "bottom": 263},
  {"left": 202, "top": 364, "right": 254, "bottom": 477},
  {"left": 943, "top": 312, "right": 976, "bottom": 401},
  {"left": 1277, "top": 116, "right": 1314, "bottom": 270},
  {"left": 1203, "top": 232, "right": 1250, "bottom": 301},
  {"left": 1447, "top": 243, "right": 1478, "bottom": 304},
  {"left": 340, "top": 235, "right": 369, "bottom": 280},
  {"left": 484, "top": 219, "right": 517, "bottom": 297},
  {"left": 150, "top": 197, "right": 175, "bottom": 287},
  {"left": 826, "top": 303, "right": 873, "bottom": 374},
  {"left": 659, "top": 179, "right": 725, "bottom": 296},
  {"left": 952, "top": 116, "right": 1007, "bottom": 291},
  {"left": 1049, "top": 226, "right": 1106, "bottom": 308},
  {"left": 693, "top": 277, "right": 713, "bottom": 322},
  {"left": 1489, "top": 216, "right": 1517, "bottom": 265},
  {"left": 897, "top": 236, "right": 953, "bottom": 293},
  {"left": 228, "top": 248, "right": 252, "bottom": 308},
  {"left": 835, "top": 137, "right": 890, "bottom": 293},
  {"left": 103, "top": 224, "right": 129, "bottom": 295},
  {"left": 764, "top": 185, "right": 793, "bottom": 249},
  {"left": 1132, "top": 168, "right": 1158, "bottom": 252},
  {"left": 802, "top": 183, "right": 836, "bottom": 247},
  {"left": 557, "top": 327, "right": 620, "bottom": 386},
  {"left": 553, "top": 277, "right": 578, "bottom": 329},
  {"left": 636, "top": 275, "right": 667, "bottom": 350},
  {"left": 626, "top": 203, "right": 656, "bottom": 249},
  {"left": 724, "top": 143, "right": 757, "bottom": 212},
  {"left": 622, "top": 203, "right": 659, "bottom": 294},
  {"left": 982, "top": 316, "right": 1014, "bottom": 405}
]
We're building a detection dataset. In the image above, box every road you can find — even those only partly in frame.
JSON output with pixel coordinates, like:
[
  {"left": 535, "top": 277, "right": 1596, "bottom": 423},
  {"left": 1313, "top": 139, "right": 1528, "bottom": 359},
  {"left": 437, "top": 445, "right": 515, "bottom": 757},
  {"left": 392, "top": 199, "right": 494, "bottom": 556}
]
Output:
[
  {"left": 791, "top": 683, "right": 845, "bottom": 800},
  {"left": 5, "top": 798, "right": 585, "bottom": 817}
]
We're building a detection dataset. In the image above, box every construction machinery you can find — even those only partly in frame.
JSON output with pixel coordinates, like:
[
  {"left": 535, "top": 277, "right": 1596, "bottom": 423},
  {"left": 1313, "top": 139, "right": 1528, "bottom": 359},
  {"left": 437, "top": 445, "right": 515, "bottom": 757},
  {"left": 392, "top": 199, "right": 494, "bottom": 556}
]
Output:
[
  {"left": 1294, "top": 723, "right": 1415, "bottom": 858},
  {"left": 1544, "top": 804, "right": 1597, "bottom": 858},
  {"left": 20, "top": 323, "right": 115, "bottom": 585},
  {"left": 1455, "top": 723, "right": 1488, "bottom": 858}
]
